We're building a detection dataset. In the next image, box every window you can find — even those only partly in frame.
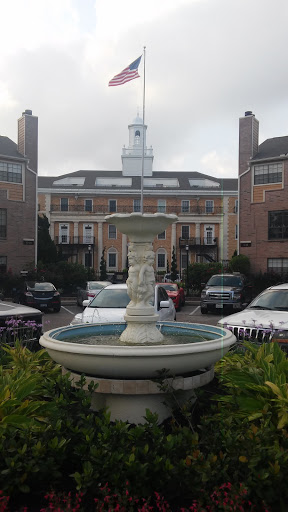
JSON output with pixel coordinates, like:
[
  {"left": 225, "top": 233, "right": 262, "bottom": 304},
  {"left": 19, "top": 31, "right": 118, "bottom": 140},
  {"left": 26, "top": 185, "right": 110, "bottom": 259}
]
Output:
[
  {"left": 135, "top": 130, "right": 141, "bottom": 145},
  {"left": 108, "top": 224, "right": 117, "bottom": 239},
  {"left": 268, "top": 258, "right": 288, "bottom": 275},
  {"left": 205, "top": 200, "right": 214, "bottom": 213},
  {"left": 85, "top": 199, "right": 92, "bottom": 212},
  {"left": 181, "top": 200, "right": 190, "bottom": 213},
  {"left": 108, "top": 248, "right": 117, "bottom": 269},
  {"left": 157, "top": 250, "right": 166, "bottom": 269},
  {"left": 234, "top": 199, "right": 238, "bottom": 213},
  {"left": 109, "top": 199, "right": 117, "bottom": 213},
  {"left": 0, "top": 256, "right": 7, "bottom": 273},
  {"left": 157, "top": 200, "right": 166, "bottom": 213},
  {"left": 0, "top": 162, "right": 22, "bottom": 183},
  {"left": 254, "top": 163, "right": 282, "bottom": 185},
  {"left": 60, "top": 198, "right": 68, "bottom": 211},
  {"left": 235, "top": 224, "right": 238, "bottom": 240},
  {"left": 85, "top": 249, "right": 92, "bottom": 268},
  {"left": 133, "top": 199, "right": 141, "bottom": 212},
  {"left": 83, "top": 225, "right": 93, "bottom": 244},
  {"left": 59, "top": 224, "right": 69, "bottom": 244},
  {"left": 181, "top": 225, "right": 190, "bottom": 239},
  {"left": 181, "top": 251, "right": 189, "bottom": 270},
  {"left": 0, "top": 209, "right": 7, "bottom": 238},
  {"left": 158, "top": 231, "right": 166, "bottom": 240},
  {"left": 268, "top": 211, "right": 288, "bottom": 239}
]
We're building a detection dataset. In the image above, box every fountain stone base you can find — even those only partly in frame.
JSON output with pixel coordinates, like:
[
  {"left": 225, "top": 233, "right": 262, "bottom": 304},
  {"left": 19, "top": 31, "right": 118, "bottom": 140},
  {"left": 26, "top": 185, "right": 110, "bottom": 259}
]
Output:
[{"left": 63, "top": 366, "right": 214, "bottom": 424}]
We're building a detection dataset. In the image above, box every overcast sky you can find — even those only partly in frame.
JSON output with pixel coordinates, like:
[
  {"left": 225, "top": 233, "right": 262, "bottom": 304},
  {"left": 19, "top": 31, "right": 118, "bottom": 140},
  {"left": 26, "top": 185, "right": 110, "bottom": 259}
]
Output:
[{"left": 0, "top": 0, "right": 287, "bottom": 179}]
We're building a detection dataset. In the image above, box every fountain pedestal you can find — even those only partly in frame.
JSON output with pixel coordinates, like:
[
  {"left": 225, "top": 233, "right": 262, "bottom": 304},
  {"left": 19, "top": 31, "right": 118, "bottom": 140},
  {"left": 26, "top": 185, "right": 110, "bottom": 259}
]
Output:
[
  {"left": 63, "top": 367, "right": 215, "bottom": 424},
  {"left": 106, "top": 213, "right": 178, "bottom": 344}
]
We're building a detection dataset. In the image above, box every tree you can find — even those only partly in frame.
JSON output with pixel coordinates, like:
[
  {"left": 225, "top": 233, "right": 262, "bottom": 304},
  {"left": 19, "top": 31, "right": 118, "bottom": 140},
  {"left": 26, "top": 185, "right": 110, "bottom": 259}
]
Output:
[
  {"left": 170, "top": 247, "right": 179, "bottom": 282},
  {"left": 100, "top": 248, "right": 108, "bottom": 280},
  {"left": 37, "top": 215, "right": 58, "bottom": 264},
  {"left": 229, "top": 254, "right": 250, "bottom": 275},
  {"left": 166, "top": 259, "right": 170, "bottom": 274}
]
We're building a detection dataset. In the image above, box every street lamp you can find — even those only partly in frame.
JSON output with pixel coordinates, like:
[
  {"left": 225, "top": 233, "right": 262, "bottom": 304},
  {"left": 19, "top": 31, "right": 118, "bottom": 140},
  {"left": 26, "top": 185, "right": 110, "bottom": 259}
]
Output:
[
  {"left": 88, "top": 244, "right": 91, "bottom": 279},
  {"left": 185, "top": 244, "right": 189, "bottom": 297}
]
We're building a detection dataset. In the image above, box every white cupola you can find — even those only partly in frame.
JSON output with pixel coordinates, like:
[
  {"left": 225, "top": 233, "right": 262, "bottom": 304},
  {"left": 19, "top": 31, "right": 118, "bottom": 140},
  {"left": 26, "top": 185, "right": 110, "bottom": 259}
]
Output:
[{"left": 121, "top": 113, "right": 154, "bottom": 176}]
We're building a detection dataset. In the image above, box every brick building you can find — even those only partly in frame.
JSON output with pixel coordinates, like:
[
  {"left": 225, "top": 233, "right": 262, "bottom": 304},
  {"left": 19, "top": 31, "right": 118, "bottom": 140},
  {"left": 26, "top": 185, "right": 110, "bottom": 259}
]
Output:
[
  {"left": 0, "top": 110, "right": 38, "bottom": 274},
  {"left": 38, "top": 115, "right": 238, "bottom": 275},
  {"left": 238, "top": 111, "right": 288, "bottom": 275}
]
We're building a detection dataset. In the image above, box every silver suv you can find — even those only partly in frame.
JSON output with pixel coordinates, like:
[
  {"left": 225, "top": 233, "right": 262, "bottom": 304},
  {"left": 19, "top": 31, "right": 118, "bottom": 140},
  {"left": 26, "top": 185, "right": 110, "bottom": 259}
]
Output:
[{"left": 200, "top": 273, "right": 253, "bottom": 314}]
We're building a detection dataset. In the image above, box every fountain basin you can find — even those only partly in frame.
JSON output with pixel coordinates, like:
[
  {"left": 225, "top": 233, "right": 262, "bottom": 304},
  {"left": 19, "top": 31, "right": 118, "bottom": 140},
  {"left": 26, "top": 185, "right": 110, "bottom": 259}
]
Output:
[{"left": 40, "top": 322, "right": 236, "bottom": 379}]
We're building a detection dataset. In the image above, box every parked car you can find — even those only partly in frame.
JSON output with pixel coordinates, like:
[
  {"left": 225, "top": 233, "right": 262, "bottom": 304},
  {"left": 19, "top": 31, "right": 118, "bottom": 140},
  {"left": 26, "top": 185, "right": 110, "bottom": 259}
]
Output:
[
  {"left": 218, "top": 283, "right": 288, "bottom": 350},
  {"left": 163, "top": 273, "right": 181, "bottom": 283},
  {"left": 0, "top": 300, "right": 43, "bottom": 349},
  {"left": 71, "top": 283, "right": 176, "bottom": 325},
  {"left": 156, "top": 282, "right": 185, "bottom": 310},
  {"left": 77, "top": 281, "right": 111, "bottom": 307},
  {"left": 13, "top": 281, "right": 61, "bottom": 312},
  {"left": 200, "top": 273, "right": 253, "bottom": 314}
]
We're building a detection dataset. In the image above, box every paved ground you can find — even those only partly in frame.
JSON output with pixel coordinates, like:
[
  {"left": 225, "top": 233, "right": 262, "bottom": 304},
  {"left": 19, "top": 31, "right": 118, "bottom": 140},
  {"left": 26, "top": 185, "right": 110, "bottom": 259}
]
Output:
[{"left": 42, "top": 297, "right": 226, "bottom": 332}]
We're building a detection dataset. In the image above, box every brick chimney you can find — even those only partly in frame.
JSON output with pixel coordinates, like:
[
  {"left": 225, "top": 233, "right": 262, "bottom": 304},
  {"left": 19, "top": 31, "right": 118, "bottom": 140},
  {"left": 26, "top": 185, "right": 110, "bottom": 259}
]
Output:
[
  {"left": 238, "top": 111, "right": 259, "bottom": 176},
  {"left": 18, "top": 109, "right": 38, "bottom": 173}
]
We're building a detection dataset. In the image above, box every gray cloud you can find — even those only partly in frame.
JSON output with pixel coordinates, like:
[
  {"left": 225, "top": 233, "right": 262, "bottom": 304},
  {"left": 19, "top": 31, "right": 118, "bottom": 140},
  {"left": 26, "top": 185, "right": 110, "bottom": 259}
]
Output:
[{"left": 0, "top": 0, "right": 287, "bottom": 178}]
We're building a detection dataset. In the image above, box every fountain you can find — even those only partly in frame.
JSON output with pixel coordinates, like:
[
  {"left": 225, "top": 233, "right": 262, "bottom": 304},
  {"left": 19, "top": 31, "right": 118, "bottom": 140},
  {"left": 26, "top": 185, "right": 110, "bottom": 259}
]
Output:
[{"left": 40, "top": 213, "right": 236, "bottom": 423}]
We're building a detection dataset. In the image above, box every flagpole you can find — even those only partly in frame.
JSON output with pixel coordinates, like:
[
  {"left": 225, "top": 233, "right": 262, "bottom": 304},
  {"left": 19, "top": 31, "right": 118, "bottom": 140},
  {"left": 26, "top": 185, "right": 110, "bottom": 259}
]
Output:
[{"left": 140, "top": 46, "right": 146, "bottom": 214}]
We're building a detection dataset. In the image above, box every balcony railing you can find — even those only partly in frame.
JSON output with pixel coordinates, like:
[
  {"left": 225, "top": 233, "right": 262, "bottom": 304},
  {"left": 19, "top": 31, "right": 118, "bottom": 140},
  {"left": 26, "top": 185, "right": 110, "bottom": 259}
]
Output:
[
  {"left": 179, "top": 237, "right": 218, "bottom": 247},
  {"left": 50, "top": 204, "right": 223, "bottom": 215},
  {"left": 54, "top": 236, "right": 95, "bottom": 245}
]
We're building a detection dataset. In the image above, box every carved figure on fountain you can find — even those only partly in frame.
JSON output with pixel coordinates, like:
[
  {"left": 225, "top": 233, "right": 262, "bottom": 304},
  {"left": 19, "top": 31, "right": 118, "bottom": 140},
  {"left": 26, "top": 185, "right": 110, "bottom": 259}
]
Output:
[
  {"left": 126, "top": 244, "right": 140, "bottom": 307},
  {"left": 138, "top": 250, "right": 155, "bottom": 307}
]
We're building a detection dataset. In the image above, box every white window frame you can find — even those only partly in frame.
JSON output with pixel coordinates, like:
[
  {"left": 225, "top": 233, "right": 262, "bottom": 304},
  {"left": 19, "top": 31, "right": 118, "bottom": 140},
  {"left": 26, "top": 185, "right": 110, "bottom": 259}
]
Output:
[
  {"left": 85, "top": 199, "right": 93, "bottom": 212},
  {"left": 204, "top": 224, "right": 215, "bottom": 245},
  {"left": 108, "top": 248, "right": 117, "bottom": 270},
  {"left": 205, "top": 200, "right": 214, "bottom": 214},
  {"left": 157, "top": 199, "right": 166, "bottom": 213},
  {"left": 83, "top": 224, "right": 93, "bottom": 244},
  {"left": 109, "top": 199, "right": 117, "bottom": 213},
  {"left": 181, "top": 200, "right": 190, "bottom": 213},
  {"left": 158, "top": 230, "right": 166, "bottom": 240},
  {"left": 59, "top": 224, "right": 69, "bottom": 244},
  {"left": 60, "top": 197, "right": 68, "bottom": 212},
  {"left": 181, "top": 225, "right": 190, "bottom": 239},
  {"left": 108, "top": 224, "right": 117, "bottom": 239},
  {"left": 133, "top": 199, "right": 141, "bottom": 212},
  {"left": 157, "top": 249, "right": 166, "bottom": 270},
  {"left": 254, "top": 163, "right": 283, "bottom": 185}
]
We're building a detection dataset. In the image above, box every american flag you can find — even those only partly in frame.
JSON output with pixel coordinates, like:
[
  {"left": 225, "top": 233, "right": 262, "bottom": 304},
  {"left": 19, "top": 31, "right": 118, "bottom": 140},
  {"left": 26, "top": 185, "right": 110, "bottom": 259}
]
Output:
[{"left": 108, "top": 56, "right": 142, "bottom": 87}]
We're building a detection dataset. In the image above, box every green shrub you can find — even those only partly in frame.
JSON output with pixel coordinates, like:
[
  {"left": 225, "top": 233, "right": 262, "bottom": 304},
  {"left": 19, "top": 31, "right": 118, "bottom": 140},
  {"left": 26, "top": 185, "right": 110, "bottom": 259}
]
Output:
[
  {"left": 229, "top": 253, "right": 251, "bottom": 274},
  {"left": 0, "top": 343, "right": 286, "bottom": 511}
]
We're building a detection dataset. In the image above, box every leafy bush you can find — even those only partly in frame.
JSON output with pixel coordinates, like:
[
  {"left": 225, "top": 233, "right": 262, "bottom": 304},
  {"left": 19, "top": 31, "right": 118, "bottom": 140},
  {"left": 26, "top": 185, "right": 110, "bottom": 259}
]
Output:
[
  {"left": 187, "top": 263, "right": 227, "bottom": 293},
  {"left": 229, "top": 254, "right": 251, "bottom": 274},
  {"left": 0, "top": 342, "right": 285, "bottom": 511}
]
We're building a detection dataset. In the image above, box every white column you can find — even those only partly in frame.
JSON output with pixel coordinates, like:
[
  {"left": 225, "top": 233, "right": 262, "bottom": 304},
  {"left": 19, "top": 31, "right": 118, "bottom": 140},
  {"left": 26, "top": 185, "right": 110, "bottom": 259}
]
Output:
[
  {"left": 98, "top": 222, "right": 103, "bottom": 270},
  {"left": 74, "top": 222, "right": 79, "bottom": 242}
]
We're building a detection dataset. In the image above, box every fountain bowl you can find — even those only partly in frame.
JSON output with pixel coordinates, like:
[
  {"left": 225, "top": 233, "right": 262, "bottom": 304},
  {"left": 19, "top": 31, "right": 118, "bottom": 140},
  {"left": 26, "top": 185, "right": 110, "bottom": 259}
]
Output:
[{"left": 40, "top": 321, "right": 236, "bottom": 379}]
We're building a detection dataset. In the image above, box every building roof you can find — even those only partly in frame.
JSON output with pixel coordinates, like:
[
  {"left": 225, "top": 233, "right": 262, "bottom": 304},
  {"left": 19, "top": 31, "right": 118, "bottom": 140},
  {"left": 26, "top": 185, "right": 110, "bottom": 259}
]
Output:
[
  {"left": 0, "top": 136, "right": 25, "bottom": 160},
  {"left": 38, "top": 170, "right": 238, "bottom": 193},
  {"left": 252, "top": 136, "right": 288, "bottom": 161}
]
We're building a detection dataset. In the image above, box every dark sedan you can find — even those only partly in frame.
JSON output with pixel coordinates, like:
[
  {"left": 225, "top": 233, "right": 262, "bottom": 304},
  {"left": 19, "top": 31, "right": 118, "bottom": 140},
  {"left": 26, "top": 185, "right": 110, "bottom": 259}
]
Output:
[{"left": 13, "top": 281, "right": 61, "bottom": 312}]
